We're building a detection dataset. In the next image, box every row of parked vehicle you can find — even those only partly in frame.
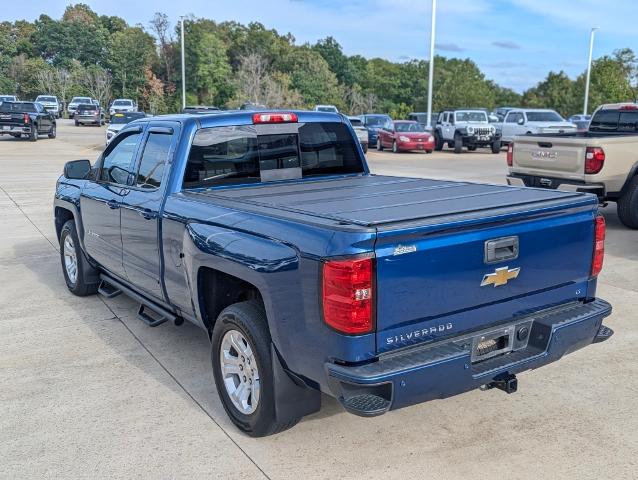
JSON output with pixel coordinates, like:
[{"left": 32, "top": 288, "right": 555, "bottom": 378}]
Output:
[{"left": 0, "top": 94, "right": 138, "bottom": 119}]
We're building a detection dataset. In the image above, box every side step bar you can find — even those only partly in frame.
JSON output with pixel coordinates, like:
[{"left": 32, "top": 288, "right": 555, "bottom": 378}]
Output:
[{"left": 98, "top": 273, "right": 180, "bottom": 327}]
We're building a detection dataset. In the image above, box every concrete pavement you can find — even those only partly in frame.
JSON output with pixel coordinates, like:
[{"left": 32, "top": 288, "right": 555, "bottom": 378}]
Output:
[{"left": 1, "top": 120, "right": 636, "bottom": 479}]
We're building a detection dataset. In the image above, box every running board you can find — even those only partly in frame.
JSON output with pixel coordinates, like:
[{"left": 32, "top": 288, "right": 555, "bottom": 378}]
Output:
[{"left": 98, "top": 273, "right": 179, "bottom": 328}]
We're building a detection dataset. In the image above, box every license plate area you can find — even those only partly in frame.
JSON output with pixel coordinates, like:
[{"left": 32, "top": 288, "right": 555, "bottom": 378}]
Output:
[{"left": 470, "top": 320, "right": 533, "bottom": 363}]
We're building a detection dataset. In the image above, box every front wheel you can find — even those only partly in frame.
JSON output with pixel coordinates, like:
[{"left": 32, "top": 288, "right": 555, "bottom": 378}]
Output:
[
  {"left": 59, "top": 220, "right": 99, "bottom": 296},
  {"left": 392, "top": 140, "right": 399, "bottom": 153},
  {"left": 48, "top": 123, "right": 56, "bottom": 139},
  {"left": 617, "top": 176, "right": 638, "bottom": 229},
  {"left": 377, "top": 138, "right": 384, "bottom": 151},
  {"left": 362, "top": 144, "right": 368, "bottom": 153},
  {"left": 74, "top": 120, "right": 79, "bottom": 127},
  {"left": 491, "top": 139, "right": 501, "bottom": 154},
  {"left": 453, "top": 133, "right": 463, "bottom": 153},
  {"left": 434, "top": 132, "right": 443, "bottom": 151},
  {"left": 211, "top": 301, "right": 299, "bottom": 437}
]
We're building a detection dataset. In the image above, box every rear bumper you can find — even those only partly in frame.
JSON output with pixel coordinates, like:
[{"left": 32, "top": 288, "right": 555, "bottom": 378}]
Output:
[
  {"left": 507, "top": 174, "right": 605, "bottom": 199},
  {"left": 326, "top": 299, "right": 612, "bottom": 416},
  {"left": 76, "top": 115, "right": 100, "bottom": 123},
  {"left": 0, "top": 125, "right": 30, "bottom": 134}
]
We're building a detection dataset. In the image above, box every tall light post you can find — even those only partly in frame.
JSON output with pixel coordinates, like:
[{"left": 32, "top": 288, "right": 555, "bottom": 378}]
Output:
[
  {"left": 583, "top": 27, "right": 599, "bottom": 115},
  {"left": 180, "top": 16, "right": 186, "bottom": 110},
  {"left": 426, "top": 0, "right": 437, "bottom": 128}
]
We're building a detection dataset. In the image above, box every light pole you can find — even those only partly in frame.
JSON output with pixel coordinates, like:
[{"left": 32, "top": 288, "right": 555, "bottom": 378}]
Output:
[
  {"left": 583, "top": 27, "right": 599, "bottom": 115},
  {"left": 180, "top": 16, "right": 186, "bottom": 110},
  {"left": 426, "top": 0, "right": 437, "bottom": 128}
]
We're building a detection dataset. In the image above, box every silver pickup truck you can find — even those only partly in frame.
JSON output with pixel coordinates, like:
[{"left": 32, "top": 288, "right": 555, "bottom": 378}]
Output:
[{"left": 507, "top": 103, "right": 638, "bottom": 228}]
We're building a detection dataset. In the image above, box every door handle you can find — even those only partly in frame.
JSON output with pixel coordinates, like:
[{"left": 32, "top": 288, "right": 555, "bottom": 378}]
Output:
[
  {"left": 107, "top": 200, "right": 120, "bottom": 209},
  {"left": 139, "top": 208, "right": 157, "bottom": 220}
]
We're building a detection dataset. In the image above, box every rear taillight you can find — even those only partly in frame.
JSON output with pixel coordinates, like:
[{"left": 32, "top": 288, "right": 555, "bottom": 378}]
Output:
[
  {"left": 585, "top": 147, "right": 605, "bottom": 174},
  {"left": 252, "top": 112, "right": 298, "bottom": 124},
  {"left": 506, "top": 143, "right": 514, "bottom": 167},
  {"left": 23, "top": 113, "right": 29, "bottom": 124},
  {"left": 322, "top": 256, "right": 374, "bottom": 335},
  {"left": 591, "top": 215, "right": 606, "bottom": 277}
]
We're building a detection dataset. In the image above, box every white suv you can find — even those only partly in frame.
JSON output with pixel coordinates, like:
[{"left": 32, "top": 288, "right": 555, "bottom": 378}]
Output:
[{"left": 109, "top": 99, "right": 138, "bottom": 116}]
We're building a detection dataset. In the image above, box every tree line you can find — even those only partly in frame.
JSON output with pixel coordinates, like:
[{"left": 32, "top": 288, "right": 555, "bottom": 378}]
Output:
[{"left": 1, "top": 3, "right": 636, "bottom": 117}]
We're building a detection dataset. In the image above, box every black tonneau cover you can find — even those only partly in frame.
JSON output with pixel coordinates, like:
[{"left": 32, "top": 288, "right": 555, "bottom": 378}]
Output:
[{"left": 189, "top": 175, "right": 592, "bottom": 228}]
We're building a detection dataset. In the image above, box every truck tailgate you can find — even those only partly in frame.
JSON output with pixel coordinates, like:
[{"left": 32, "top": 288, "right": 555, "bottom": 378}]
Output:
[{"left": 512, "top": 136, "right": 586, "bottom": 180}]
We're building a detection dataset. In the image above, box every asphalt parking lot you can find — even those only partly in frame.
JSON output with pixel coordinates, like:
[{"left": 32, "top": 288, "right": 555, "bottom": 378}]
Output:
[{"left": 1, "top": 120, "right": 637, "bottom": 479}]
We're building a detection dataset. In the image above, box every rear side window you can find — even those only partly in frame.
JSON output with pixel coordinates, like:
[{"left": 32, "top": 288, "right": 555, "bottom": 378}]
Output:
[
  {"left": 135, "top": 132, "right": 172, "bottom": 188},
  {"left": 618, "top": 111, "right": 638, "bottom": 132},
  {"left": 589, "top": 110, "right": 620, "bottom": 132},
  {"left": 0, "top": 103, "right": 36, "bottom": 113},
  {"left": 183, "top": 122, "right": 364, "bottom": 188}
]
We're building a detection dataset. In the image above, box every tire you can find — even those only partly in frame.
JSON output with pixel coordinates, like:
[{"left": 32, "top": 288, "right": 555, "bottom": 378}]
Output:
[
  {"left": 426, "top": 149, "right": 433, "bottom": 154},
  {"left": 75, "top": 120, "right": 79, "bottom": 127},
  {"left": 377, "top": 138, "right": 384, "bottom": 151},
  {"left": 453, "top": 133, "right": 463, "bottom": 153},
  {"left": 362, "top": 144, "right": 368, "bottom": 153},
  {"left": 48, "top": 123, "right": 56, "bottom": 139},
  {"left": 29, "top": 126, "right": 38, "bottom": 142},
  {"left": 59, "top": 220, "right": 99, "bottom": 296},
  {"left": 491, "top": 139, "right": 501, "bottom": 154},
  {"left": 392, "top": 140, "right": 398, "bottom": 153},
  {"left": 434, "top": 131, "right": 443, "bottom": 151},
  {"left": 212, "top": 300, "right": 298, "bottom": 437},
  {"left": 617, "top": 176, "right": 638, "bottom": 229},
  {"left": 467, "top": 146, "right": 477, "bottom": 151}
]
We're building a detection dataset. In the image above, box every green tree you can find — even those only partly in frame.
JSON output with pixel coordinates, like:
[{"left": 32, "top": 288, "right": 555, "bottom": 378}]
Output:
[
  {"left": 286, "top": 47, "right": 341, "bottom": 107},
  {"left": 433, "top": 57, "right": 495, "bottom": 110},
  {"left": 107, "top": 27, "right": 156, "bottom": 100},
  {"left": 575, "top": 56, "right": 636, "bottom": 113},
  {"left": 522, "top": 71, "right": 575, "bottom": 116}
]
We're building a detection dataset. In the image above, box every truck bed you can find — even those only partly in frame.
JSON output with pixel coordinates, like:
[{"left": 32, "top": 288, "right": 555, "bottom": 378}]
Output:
[{"left": 186, "top": 175, "right": 595, "bottom": 229}]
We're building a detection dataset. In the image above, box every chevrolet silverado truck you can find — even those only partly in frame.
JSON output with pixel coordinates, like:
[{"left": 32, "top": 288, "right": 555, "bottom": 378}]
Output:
[
  {"left": 0, "top": 101, "right": 56, "bottom": 141},
  {"left": 54, "top": 110, "right": 613, "bottom": 437},
  {"left": 507, "top": 103, "right": 638, "bottom": 228}
]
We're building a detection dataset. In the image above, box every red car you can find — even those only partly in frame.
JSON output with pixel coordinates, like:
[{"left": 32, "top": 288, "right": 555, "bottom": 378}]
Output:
[{"left": 376, "top": 120, "right": 435, "bottom": 153}]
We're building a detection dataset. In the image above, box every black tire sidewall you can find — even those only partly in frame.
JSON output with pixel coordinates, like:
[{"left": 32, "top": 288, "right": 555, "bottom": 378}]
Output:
[
  {"left": 454, "top": 133, "right": 463, "bottom": 153},
  {"left": 30, "top": 126, "right": 37, "bottom": 142},
  {"left": 618, "top": 176, "right": 638, "bottom": 229},
  {"left": 49, "top": 124, "right": 56, "bottom": 139},
  {"left": 211, "top": 301, "right": 277, "bottom": 437},
  {"left": 59, "top": 220, "right": 97, "bottom": 296}
]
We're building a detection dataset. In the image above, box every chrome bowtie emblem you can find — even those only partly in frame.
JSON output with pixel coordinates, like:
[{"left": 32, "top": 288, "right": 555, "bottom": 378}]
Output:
[{"left": 481, "top": 266, "right": 521, "bottom": 287}]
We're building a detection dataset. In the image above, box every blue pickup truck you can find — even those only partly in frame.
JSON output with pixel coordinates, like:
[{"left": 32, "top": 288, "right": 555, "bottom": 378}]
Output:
[{"left": 54, "top": 110, "right": 613, "bottom": 437}]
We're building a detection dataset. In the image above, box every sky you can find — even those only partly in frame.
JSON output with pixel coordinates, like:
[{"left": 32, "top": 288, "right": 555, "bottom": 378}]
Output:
[{"left": 4, "top": 0, "right": 637, "bottom": 92}]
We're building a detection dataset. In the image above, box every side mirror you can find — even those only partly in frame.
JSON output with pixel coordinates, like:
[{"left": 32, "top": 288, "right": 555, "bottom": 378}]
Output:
[
  {"left": 64, "top": 159, "right": 91, "bottom": 180},
  {"left": 517, "top": 118, "right": 525, "bottom": 125}
]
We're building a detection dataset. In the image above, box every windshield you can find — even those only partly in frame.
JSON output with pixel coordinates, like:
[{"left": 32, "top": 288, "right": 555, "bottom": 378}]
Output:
[
  {"left": 365, "top": 115, "right": 391, "bottom": 127},
  {"left": 0, "top": 102, "right": 36, "bottom": 113},
  {"left": 183, "top": 122, "right": 364, "bottom": 189},
  {"left": 455, "top": 111, "right": 487, "bottom": 123},
  {"left": 395, "top": 122, "right": 426, "bottom": 132},
  {"left": 36, "top": 96, "right": 56, "bottom": 102},
  {"left": 526, "top": 111, "right": 564, "bottom": 122},
  {"left": 113, "top": 100, "right": 133, "bottom": 106},
  {"left": 110, "top": 112, "right": 145, "bottom": 124},
  {"left": 71, "top": 97, "right": 91, "bottom": 104}
]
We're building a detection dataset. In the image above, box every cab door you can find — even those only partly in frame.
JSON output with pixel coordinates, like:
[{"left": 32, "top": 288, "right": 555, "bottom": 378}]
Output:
[{"left": 120, "top": 122, "right": 179, "bottom": 301}]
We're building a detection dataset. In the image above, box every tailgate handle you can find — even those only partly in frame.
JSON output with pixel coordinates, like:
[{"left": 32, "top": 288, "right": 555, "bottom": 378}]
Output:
[
  {"left": 485, "top": 236, "right": 519, "bottom": 264},
  {"left": 537, "top": 141, "right": 553, "bottom": 148}
]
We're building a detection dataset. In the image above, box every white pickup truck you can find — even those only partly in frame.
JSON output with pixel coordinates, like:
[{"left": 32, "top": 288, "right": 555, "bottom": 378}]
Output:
[
  {"left": 507, "top": 103, "right": 638, "bottom": 228},
  {"left": 500, "top": 109, "right": 577, "bottom": 144}
]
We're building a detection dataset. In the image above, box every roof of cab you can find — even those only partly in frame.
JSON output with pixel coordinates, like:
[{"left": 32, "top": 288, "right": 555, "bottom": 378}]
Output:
[{"left": 139, "top": 109, "right": 345, "bottom": 129}]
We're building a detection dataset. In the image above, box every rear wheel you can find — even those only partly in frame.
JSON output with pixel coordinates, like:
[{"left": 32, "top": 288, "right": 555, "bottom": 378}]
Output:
[
  {"left": 453, "top": 133, "right": 463, "bottom": 153},
  {"left": 491, "top": 139, "right": 501, "bottom": 154},
  {"left": 29, "top": 126, "right": 38, "bottom": 142},
  {"left": 75, "top": 120, "right": 79, "bottom": 127},
  {"left": 434, "top": 131, "right": 443, "bottom": 151},
  {"left": 211, "top": 301, "right": 299, "bottom": 437},
  {"left": 362, "top": 144, "right": 368, "bottom": 153},
  {"left": 617, "top": 176, "right": 638, "bottom": 229},
  {"left": 59, "top": 220, "right": 99, "bottom": 296}
]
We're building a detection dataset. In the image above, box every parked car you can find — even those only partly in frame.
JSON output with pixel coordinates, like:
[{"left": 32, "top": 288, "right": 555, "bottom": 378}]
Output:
[
  {"left": 67, "top": 96, "right": 93, "bottom": 118},
  {"left": 74, "top": 103, "right": 104, "bottom": 126},
  {"left": 500, "top": 109, "right": 577, "bottom": 144},
  {"left": 359, "top": 113, "right": 393, "bottom": 147},
  {"left": 434, "top": 109, "right": 501, "bottom": 153},
  {"left": 377, "top": 120, "right": 434, "bottom": 153},
  {"left": 494, "top": 106, "right": 517, "bottom": 122},
  {"left": 507, "top": 102, "right": 638, "bottom": 228},
  {"left": 55, "top": 109, "right": 612, "bottom": 436},
  {"left": 182, "top": 105, "right": 221, "bottom": 114},
  {"left": 35, "top": 95, "right": 62, "bottom": 118},
  {"left": 347, "top": 116, "right": 369, "bottom": 153},
  {"left": 109, "top": 98, "right": 138, "bottom": 116},
  {"left": 568, "top": 114, "right": 592, "bottom": 132},
  {"left": 407, "top": 112, "right": 438, "bottom": 127},
  {"left": 314, "top": 104, "right": 339, "bottom": 113},
  {"left": 0, "top": 101, "right": 56, "bottom": 141},
  {"left": 0, "top": 95, "right": 18, "bottom": 104},
  {"left": 105, "top": 111, "right": 146, "bottom": 145}
]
